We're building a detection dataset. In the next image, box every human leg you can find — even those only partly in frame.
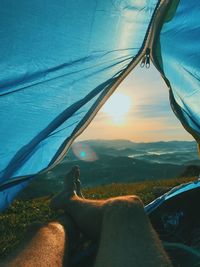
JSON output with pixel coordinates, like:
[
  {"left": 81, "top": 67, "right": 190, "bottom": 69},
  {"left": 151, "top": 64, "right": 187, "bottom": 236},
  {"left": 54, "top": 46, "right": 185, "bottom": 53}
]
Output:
[
  {"left": 50, "top": 166, "right": 104, "bottom": 240},
  {"left": 1, "top": 215, "right": 77, "bottom": 267},
  {"left": 50, "top": 166, "right": 173, "bottom": 266},
  {"left": 94, "top": 196, "right": 172, "bottom": 267}
]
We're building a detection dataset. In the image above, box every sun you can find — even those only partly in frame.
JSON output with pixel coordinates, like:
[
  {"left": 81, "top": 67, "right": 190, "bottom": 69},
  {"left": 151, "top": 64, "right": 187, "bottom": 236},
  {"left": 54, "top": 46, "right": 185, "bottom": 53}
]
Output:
[{"left": 102, "top": 92, "right": 131, "bottom": 124}]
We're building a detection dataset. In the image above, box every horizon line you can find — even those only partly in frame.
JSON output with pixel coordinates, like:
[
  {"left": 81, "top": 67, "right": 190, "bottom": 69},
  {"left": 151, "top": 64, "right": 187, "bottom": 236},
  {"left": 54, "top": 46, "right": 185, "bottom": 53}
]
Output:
[{"left": 75, "top": 138, "right": 195, "bottom": 144}]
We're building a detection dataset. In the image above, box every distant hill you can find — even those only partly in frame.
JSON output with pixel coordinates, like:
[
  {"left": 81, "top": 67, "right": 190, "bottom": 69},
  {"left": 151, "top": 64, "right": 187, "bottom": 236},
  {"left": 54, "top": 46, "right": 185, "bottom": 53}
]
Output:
[
  {"left": 17, "top": 140, "right": 200, "bottom": 201},
  {"left": 67, "top": 139, "right": 199, "bottom": 165},
  {"left": 180, "top": 165, "right": 200, "bottom": 178},
  {"left": 77, "top": 139, "right": 196, "bottom": 150},
  {"left": 18, "top": 140, "right": 199, "bottom": 200}
]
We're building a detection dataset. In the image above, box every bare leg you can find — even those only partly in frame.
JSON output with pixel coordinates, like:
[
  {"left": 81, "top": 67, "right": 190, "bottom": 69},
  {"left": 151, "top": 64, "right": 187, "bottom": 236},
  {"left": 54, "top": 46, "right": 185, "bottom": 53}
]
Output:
[
  {"left": 50, "top": 166, "right": 172, "bottom": 267},
  {"left": 1, "top": 215, "right": 77, "bottom": 267},
  {"left": 50, "top": 166, "right": 103, "bottom": 240},
  {"left": 49, "top": 166, "right": 78, "bottom": 211},
  {"left": 60, "top": 195, "right": 172, "bottom": 267},
  {"left": 1, "top": 167, "right": 82, "bottom": 267},
  {"left": 95, "top": 196, "right": 172, "bottom": 267}
]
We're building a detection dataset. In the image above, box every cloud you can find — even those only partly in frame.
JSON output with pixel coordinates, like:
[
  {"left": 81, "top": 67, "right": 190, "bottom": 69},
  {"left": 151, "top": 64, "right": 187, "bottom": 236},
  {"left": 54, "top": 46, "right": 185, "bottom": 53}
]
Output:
[{"left": 129, "top": 102, "right": 172, "bottom": 119}]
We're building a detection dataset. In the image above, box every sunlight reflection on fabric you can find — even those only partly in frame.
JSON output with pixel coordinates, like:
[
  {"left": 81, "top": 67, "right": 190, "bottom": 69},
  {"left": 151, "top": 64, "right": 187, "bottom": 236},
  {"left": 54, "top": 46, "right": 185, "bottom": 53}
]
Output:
[{"left": 116, "top": 0, "right": 151, "bottom": 50}]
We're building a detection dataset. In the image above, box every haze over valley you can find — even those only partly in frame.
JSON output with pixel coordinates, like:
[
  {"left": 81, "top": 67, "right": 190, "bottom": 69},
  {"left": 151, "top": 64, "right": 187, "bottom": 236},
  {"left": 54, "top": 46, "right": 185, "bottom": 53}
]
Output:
[{"left": 19, "top": 140, "right": 200, "bottom": 199}]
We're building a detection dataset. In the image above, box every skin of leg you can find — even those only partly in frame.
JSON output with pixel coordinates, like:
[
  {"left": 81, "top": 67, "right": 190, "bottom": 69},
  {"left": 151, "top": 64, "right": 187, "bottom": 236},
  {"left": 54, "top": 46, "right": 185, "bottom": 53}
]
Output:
[
  {"left": 49, "top": 166, "right": 81, "bottom": 211},
  {"left": 94, "top": 196, "right": 172, "bottom": 267},
  {"left": 56, "top": 193, "right": 172, "bottom": 267},
  {"left": 50, "top": 166, "right": 172, "bottom": 266},
  {"left": 63, "top": 195, "right": 105, "bottom": 241},
  {"left": 50, "top": 166, "right": 103, "bottom": 240},
  {"left": 1, "top": 167, "right": 172, "bottom": 267},
  {"left": 1, "top": 215, "right": 77, "bottom": 267}
]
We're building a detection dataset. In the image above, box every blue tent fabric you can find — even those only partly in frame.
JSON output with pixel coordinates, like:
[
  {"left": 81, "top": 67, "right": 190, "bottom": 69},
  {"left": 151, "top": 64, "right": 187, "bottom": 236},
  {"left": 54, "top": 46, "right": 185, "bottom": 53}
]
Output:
[
  {"left": 153, "top": 0, "right": 200, "bottom": 143},
  {"left": 0, "top": 0, "right": 200, "bottom": 211},
  {"left": 145, "top": 179, "right": 200, "bottom": 214},
  {"left": 0, "top": 180, "right": 30, "bottom": 211},
  {"left": 0, "top": 0, "right": 159, "bottom": 210}
]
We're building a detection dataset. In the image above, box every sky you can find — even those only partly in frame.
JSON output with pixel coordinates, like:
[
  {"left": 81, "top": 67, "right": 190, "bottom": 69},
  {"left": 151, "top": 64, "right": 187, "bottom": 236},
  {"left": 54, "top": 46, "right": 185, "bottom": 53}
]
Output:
[{"left": 77, "top": 64, "right": 193, "bottom": 142}]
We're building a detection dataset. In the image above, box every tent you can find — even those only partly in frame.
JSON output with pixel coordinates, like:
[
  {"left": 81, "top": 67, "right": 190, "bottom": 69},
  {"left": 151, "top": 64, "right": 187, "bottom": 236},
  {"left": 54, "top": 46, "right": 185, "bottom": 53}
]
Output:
[{"left": 0, "top": 0, "right": 200, "bottom": 211}]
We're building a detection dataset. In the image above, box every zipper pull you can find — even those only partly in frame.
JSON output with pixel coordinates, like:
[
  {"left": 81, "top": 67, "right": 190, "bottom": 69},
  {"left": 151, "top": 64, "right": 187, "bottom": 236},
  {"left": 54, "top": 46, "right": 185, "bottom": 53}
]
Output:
[
  {"left": 145, "top": 48, "right": 150, "bottom": 68},
  {"left": 140, "top": 48, "right": 151, "bottom": 68},
  {"left": 140, "top": 55, "right": 146, "bottom": 68}
]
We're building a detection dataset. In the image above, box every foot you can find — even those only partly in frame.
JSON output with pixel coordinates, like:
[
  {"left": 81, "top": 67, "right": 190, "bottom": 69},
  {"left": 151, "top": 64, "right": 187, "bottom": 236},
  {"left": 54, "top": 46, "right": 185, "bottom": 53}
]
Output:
[
  {"left": 50, "top": 166, "right": 78, "bottom": 211},
  {"left": 74, "top": 166, "right": 84, "bottom": 198},
  {"left": 63, "top": 166, "right": 79, "bottom": 194}
]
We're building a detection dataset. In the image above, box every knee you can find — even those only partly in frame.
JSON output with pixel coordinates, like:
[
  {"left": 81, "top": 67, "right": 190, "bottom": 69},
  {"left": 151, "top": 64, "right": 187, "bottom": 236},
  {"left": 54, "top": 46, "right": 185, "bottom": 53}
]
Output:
[
  {"left": 105, "top": 195, "right": 143, "bottom": 211},
  {"left": 45, "top": 221, "right": 65, "bottom": 235},
  {"left": 103, "top": 195, "right": 146, "bottom": 223}
]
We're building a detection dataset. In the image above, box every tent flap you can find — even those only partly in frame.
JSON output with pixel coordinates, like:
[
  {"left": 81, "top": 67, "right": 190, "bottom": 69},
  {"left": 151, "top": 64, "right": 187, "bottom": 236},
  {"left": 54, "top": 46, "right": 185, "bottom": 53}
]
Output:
[
  {"left": 0, "top": 0, "right": 159, "bottom": 210},
  {"left": 153, "top": 0, "right": 200, "bottom": 143}
]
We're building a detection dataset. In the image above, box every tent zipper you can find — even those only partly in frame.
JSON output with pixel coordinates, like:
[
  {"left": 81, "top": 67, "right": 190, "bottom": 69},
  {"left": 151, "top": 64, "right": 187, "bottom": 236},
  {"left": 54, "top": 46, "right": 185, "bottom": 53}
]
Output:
[
  {"left": 140, "top": 48, "right": 151, "bottom": 68},
  {"left": 140, "top": 0, "right": 171, "bottom": 70},
  {"left": 31, "top": 0, "right": 172, "bottom": 171},
  {"left": 0, "top": 1, "right": 172, "bottom": 192}
]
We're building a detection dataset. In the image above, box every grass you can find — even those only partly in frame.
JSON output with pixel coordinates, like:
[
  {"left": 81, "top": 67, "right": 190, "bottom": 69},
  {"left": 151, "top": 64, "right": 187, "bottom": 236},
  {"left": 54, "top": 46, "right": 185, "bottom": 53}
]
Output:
[
  {"left": 83, "top": 176, "right": 196, "bottom": 204},
  {"left": 0, "top": 176, "right": 196, "bottom": 259}
]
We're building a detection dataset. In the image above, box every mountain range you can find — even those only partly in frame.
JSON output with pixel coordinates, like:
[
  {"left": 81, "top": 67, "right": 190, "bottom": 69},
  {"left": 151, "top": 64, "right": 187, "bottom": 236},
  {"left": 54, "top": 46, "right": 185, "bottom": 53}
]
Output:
[{"left": 18, "top": 140, "right": 200, "bottom": 199}]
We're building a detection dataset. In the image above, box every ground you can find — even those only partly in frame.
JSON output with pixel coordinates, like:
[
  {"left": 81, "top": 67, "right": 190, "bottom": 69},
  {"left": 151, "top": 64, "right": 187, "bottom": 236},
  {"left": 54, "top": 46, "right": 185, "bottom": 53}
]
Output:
[{"left": 0, "top": 176, "right": 196, "bottom": 260}]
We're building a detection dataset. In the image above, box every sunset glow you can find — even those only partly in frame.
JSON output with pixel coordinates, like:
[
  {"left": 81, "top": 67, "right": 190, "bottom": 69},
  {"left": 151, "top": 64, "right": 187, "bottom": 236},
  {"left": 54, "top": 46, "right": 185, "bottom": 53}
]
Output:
[
  {"left": 78, "top": 66, "right": 193, "bottom": 142},
  {"left": 102, "top": 92, "right": 131, "bottom": 124}
]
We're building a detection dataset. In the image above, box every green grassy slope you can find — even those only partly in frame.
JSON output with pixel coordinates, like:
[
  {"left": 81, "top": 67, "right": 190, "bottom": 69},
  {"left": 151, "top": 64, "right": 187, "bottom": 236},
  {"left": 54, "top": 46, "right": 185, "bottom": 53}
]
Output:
[{"left": 0, "top": 176, "right": 196, "bottom": 259}]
